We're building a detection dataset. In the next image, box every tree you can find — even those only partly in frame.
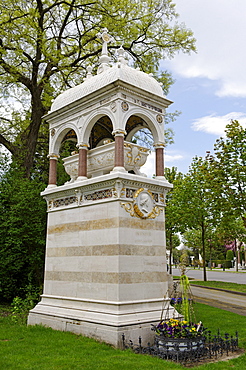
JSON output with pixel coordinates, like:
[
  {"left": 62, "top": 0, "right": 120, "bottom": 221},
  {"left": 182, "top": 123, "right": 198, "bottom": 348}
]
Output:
[
  {"left": 183, "top": 227, "right": 226, "bottom": 268},
  {"left": 0, "top": 0, "right": 196, "bottom": 177},
  {"left": 182, "top": 229, "right": 203, "bottom": 264},
  {"left": 226, "top": 249, "right": 234, "bottom": 268},
  {"left": 215, "top": 216, "right": 246, "bottom": 271},
  {"left": 164, "top": 166, "right": 184, "bottom": 274},
  {"left": 0, "top": 168, "right": 47, "bottom": 301},
  {"left": 206, "top": 120, "right": 246, "bottom": 270},
  {"left": 210, "top": 120, "right": 246, "bottom": 227},
  {"left": 171, "top": 156, "right": 221, "bottom": 281}
]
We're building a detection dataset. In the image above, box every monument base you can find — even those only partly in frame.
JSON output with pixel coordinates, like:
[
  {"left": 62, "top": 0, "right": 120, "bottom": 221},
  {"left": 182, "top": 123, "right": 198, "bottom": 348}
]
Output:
[
  {"left": 28, "top": 296, "right": 176, "bottom": 347},
  {"left": 28, "top": 173, "right": 173, "bottom": 348}
]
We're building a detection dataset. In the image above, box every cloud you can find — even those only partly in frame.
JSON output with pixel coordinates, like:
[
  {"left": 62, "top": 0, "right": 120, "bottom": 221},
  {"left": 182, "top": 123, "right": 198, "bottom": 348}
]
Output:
[
  {"left": 165, "top": 153, "right": 183, "bottom": 163},
  {"left": 141, "top": 152, "right": 155, "bottom": 178},
  {"left": 192, "top": 112, "right": 246, "bottom": 136},
  {"left": 141, "top": 151, "right": 184, "bottom": 177},
  {"left": 167, "top": 0, "right": 246, "bottom": 97}
]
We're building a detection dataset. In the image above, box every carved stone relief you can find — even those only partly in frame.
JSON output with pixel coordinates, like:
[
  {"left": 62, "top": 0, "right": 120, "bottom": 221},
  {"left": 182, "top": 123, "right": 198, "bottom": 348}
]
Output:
[{"left": 121, "top": 188, "right": 163, "bottom": 219}]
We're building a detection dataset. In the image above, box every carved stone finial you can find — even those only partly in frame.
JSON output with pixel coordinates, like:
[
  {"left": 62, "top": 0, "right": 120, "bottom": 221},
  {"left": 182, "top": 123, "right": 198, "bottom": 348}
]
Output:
[
  {"left": 97, "top": 28, "right": 113, "bottom": 74},
  {"left": 97, "top": 28, "right": 113, "bottom": 56},
  {"left": 117, "top": 46, "right": 128, "bottom": 65},
  {"left": 84, "top": 65, "right": 93, "bottom": 80}
]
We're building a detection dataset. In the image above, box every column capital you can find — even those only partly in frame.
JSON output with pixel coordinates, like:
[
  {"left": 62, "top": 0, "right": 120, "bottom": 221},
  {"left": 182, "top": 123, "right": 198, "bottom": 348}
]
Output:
[
  {"left": 47, "top": 153, "right": 60, "bottom": 160},
  {"left": 153, "top": 142, "right": 165, "bottom": 149},
  {"left": 77, "top": 142, "right": 89, "bottom": 150},
  {"left": 112, "top": 129, "right": 126, "bottom": 137}
]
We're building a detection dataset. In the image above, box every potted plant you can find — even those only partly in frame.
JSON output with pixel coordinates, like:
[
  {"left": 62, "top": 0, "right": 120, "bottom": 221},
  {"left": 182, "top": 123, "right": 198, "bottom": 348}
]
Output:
[
  {"left": 153, "top": 318, "right": 206, "bottom": 353},
  {"left": 152, "top": 250, "right": 207, "bottom": 354}
]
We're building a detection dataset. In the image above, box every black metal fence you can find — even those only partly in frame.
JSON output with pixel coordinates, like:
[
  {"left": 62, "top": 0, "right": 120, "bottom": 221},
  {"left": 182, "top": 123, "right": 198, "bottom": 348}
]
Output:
[{"left": 122, "top": 330, "right": 239, "bottom": 365}]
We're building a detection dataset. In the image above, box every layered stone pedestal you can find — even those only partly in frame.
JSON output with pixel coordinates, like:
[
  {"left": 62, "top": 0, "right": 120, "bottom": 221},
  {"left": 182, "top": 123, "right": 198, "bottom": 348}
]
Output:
[{"left": 28, "top": 172, "right": 174, "bottom": 347}]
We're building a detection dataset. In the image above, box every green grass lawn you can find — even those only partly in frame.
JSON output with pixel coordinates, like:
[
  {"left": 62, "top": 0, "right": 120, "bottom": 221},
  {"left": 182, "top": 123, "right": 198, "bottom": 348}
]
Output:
[
  {"left": 0, "top": 303, "right": 246, "bottom": 369},
  {"left": 190, "top": 280, "right": 246, "bottom": 294}
]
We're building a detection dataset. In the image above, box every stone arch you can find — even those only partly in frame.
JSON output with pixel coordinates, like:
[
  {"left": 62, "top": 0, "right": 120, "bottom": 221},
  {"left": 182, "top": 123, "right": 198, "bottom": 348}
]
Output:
[
  {"left": 89, "top": 116, "right": 114, "bottom": 149},
  {"left": 123, "top": 110, "right": 165, "bottom": 178},
  {"left": 50, "top": 123, "right": 79, "bottom": 155},
  {"left": 123, "top": 109, "right": 164, "bottom": 145},
  {"left": 79, "top": 109, "right": 116, "bottom": 148}
]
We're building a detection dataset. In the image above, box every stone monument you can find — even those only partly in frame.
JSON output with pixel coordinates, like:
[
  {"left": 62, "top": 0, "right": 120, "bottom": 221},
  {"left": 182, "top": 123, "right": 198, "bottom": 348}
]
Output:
[{"left": 28, "top": 29, "right": 176, "bottom": 347}]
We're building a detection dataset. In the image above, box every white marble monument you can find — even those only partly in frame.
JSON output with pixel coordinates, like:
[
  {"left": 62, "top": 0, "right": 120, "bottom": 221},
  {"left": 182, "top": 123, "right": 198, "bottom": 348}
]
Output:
[{"left": 28, "top": 29, "right": 175, "bottom": 347}]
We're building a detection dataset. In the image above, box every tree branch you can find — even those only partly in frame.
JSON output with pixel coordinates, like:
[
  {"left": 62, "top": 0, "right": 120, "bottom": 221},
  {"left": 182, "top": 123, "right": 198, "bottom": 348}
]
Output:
[
  {"left": 0, "top": 57, "right": 31, "bottom": 89},
  {"left": 0, "top": 133, "right": 18, "bottom": 155}
]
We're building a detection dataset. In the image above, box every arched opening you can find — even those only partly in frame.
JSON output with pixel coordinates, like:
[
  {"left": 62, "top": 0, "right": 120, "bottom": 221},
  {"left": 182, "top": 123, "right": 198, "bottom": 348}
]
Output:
[
  {"left": 125, "top": 115, "right": 154, "bottom": 177},
  {"left": 58, "top": 129, "right": 78, "bottom": 185},
  {"left": 49, "top": 114, "right": 162, "bottom": 184},
  {"left": 89, "top": 116, "right": 114, "bottom": 149},
  {"left": 125, "top": 115, "right": 150, "bottom": 143}
]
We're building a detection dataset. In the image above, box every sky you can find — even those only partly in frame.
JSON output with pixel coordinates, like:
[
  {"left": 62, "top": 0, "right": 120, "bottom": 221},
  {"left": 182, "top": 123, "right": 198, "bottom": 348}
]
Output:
[
  {"left": 1, "top": 1, "right": 245, "bottom": 179},
  {"left": 142, "top": 0, "right": 246, "bottom": 177}
]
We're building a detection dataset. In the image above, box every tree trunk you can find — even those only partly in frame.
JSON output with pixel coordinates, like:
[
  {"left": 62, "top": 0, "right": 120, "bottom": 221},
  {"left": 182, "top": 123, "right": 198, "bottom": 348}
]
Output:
[
  {"left": 201, "top": 225, "right": 207, "bottom": 281},
  {"left": 22, "top": 91, "right": 46, "bottom": 178},
  {"left": 169, "top": 233, "right": 173, "bottom": 275},
  {"left": 235, "top": 240, "right": 238, "bottom": 272}
]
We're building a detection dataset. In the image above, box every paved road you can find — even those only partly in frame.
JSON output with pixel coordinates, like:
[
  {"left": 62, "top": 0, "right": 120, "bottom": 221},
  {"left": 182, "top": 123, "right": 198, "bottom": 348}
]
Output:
[
  {"left": 190, "top": 286, "right": 246, "bottom": 316},
  {"left": 171, "top": 268, "right": 246, "bottom": 315},
  {"left": 172, "top": 268, "right": 246, "bottom": 284}
]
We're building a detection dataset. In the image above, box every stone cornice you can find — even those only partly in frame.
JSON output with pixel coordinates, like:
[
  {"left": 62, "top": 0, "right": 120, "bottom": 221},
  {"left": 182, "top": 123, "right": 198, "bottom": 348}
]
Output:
[
  {"left": 44, "top": 81, "right": 172, "bottom": 125},
  {"left": 41, "top": 172, "right": 172, "bottom": 212}
]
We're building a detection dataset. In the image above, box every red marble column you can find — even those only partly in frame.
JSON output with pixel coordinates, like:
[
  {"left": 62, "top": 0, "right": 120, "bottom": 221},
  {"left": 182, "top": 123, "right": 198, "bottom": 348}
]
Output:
[
  {"left": 114, "top": 132, "right": 125, "bottom": 168},
  {"left": 78, "top": 145, "right": 88, "bottom": 178},
  {"left": 48, "top": 154, "right": 59, "bottom": 185},
  {"left": 155, "top": 146, "right": 164, "bottom": 177}
]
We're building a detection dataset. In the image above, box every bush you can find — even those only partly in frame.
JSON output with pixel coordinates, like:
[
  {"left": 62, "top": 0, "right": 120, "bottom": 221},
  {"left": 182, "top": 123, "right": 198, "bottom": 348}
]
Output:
[
  {"left": 11, "top": 284, "right": 41, "bottom": 324},
  {"left": 212, "top": 260, "right": 232, "bottom": 268},
  {"left": 0, "top": 169, "right": 46, "bottom": 301},
  {"left": 224, "top": 260, "right": 232, "bottom": 268},
  {"left": 226, "top": 249, "right": 234, "bottom": 262}
]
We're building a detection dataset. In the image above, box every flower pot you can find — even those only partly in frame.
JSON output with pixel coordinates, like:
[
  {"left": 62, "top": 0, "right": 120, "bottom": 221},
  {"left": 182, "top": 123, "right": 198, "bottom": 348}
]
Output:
[{"left": 156, "top": 335, "right": 206, "bottom": 353}]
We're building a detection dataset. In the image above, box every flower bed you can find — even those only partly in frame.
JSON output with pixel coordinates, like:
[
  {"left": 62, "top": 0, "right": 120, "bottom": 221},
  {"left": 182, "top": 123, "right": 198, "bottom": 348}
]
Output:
[
  {"left": 122, "top": 331, "right": 239, "bottom": 365},
  {"left": 155, "top": 318, "right": 205, "bottom": 339},
  {"left": 152, "top": 318, "right": 207, "bottom": 357}
]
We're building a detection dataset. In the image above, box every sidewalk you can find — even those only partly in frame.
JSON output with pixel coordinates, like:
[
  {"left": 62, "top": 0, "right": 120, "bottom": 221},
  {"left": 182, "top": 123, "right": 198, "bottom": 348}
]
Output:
[{"left": 191, "top": 285, "right": 246, "bottom": 316}]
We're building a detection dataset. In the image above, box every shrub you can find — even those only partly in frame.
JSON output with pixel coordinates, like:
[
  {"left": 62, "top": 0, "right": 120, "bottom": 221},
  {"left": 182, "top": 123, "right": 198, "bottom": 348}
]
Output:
[
  {"left": 11, "top": 284, "right": 41, "bottom": 324},
  {"left": 226, "top": 249, "right": 234, "bottom": 262}
]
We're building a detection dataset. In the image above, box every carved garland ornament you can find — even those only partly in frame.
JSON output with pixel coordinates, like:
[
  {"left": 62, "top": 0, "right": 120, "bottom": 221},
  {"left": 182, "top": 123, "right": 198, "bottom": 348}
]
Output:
[{"left": 121, "top": 188, "right": 163, "bottom": 219}]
